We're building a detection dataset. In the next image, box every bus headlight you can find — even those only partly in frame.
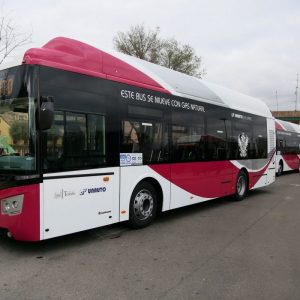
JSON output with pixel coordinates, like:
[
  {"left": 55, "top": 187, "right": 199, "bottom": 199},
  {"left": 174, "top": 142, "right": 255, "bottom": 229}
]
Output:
[{"left": 1, "top": 195, "right": 24, "bottom": 216}]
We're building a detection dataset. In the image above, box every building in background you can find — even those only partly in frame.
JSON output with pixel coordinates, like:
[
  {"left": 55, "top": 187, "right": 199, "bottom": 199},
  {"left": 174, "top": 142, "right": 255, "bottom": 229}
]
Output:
[{"left": 272, "top": 111, "right": 300, "bottom": 125}]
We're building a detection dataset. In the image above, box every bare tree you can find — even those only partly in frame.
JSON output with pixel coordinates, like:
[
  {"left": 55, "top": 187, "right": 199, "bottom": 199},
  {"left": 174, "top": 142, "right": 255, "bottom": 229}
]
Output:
[
  {"left": 0, "top": 15, "right": 32, "bottom": 65},
  {"left": 113, "top": 24, "right": 206, "bottom": 78},
  {"left": 160, "top": 39, "right": 206, "bottom": 78},
  {"left": 114, "top": 24, "right": 162, "bottom": 64}
]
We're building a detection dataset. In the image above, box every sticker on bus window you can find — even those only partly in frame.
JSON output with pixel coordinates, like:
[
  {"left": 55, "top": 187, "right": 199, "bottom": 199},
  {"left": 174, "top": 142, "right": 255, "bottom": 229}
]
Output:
[{"left": 120, "top": 153, "right": 143, "bottom": 166}]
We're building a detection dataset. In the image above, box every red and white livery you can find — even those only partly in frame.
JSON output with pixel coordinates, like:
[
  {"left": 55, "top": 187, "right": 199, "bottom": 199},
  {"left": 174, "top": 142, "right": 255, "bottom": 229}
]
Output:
[
  {"left": 275, "top": 119, "right": 300, "bottom": 175},
  {"left": 0, "top": 37, "right": 276, "bottom": 241}
]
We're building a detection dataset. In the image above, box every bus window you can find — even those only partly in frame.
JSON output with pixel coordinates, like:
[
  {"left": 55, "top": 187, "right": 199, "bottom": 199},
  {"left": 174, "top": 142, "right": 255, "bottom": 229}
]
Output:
[
  {"left": 44, "top": 112, "right": 106, "bottom": 172},
  {"left": 87, "top": 114, "right": 106, "bottom": 158},
  {"left": 44, "top": 111, "right": 64, "bottom": 169},
  {"left": 252, "top": 119, "right": 267, "bottom": 158},
  {"left": 65, "top": 112, "right": 87, "bottom": 159},
  {"left": 172, "top": 125, "right": 204, "bottom": 161},
  {"left": 121, "top": 120, "right": 168, "bottom": 163},
  {"left": 122, "top": 121, "right": 140, "bottom": 153},
  {"left": 206, "top": 117, "right": 230, "bottom": 160},
  {"left": 171, "top": 111, "right": 205, "bottom": 162}
]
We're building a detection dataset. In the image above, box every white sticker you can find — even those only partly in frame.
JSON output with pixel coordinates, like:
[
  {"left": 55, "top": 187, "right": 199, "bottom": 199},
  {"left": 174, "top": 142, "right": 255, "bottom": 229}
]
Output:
[{"left": 120, "top": 153, "right": 143, "bottom": 166}]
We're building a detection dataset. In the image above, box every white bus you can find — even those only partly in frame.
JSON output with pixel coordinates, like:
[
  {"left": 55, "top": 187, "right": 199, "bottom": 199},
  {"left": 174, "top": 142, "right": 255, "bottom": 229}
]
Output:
[
  {"left": 0, "top": 37, "right": 276, "bottom": 241},
  {"left": 275, "top": 119, "right": 300, "bottom": 175}
]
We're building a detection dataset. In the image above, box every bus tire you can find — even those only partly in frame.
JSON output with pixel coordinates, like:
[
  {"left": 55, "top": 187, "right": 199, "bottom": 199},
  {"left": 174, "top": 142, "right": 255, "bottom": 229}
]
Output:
[
  {"left": 277, "top": 160, "right": 283, "bottom": 176},
  {"left": 235, "top": 170, "right": 248, "bottom": 201},
  {"left": 129, "top": 181, "right": 158, "bottom": 229}
]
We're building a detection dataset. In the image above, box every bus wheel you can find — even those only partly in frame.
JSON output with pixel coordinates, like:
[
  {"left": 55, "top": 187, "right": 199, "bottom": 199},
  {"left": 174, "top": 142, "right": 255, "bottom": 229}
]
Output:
[
  {"left": 277, "top": 160, "right": 283, "bottom": 176},
  {"left": 235, "top": 170, "right": 248, "bottom": 201},
  {"left": 129, "top": 181, "right": 158, "bottom": 229}
]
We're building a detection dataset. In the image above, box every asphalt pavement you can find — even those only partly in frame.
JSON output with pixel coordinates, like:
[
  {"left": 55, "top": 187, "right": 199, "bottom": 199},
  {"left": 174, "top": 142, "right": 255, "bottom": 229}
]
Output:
[{"left": 0, "top": 172, "right": 300, "bottom": 300}]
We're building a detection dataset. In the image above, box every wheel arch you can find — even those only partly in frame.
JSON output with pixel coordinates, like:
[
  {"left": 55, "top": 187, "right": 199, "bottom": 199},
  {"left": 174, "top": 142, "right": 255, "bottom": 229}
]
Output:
[
  {"left": 135, "top": 177, "right": 164, "bottom": 214},
  {"left": 239, "top": 167, "right": 249, "bottom": 189},
  {"left": 234, "top": 167, "right": 249, "bottom": 201},
  {"left": 277, "top": 159, "right": 284, "bottom": 176},
  {"left": 279, "top": 159, "right": 283, "bottom": 168}
]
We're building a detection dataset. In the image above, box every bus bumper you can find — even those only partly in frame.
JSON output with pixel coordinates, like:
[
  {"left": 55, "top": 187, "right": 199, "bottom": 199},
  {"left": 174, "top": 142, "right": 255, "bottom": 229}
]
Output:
[{"left": 0, "top": 184, "right": 40, "bottom": 241}]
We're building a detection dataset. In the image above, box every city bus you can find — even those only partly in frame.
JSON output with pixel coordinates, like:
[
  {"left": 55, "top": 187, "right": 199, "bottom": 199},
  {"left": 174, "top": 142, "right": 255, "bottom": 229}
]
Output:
[
  {"left": 0, "top": 37, "right": 276, "bottom": 241},
  {"left": 275, "top": 119, "right": 300, "bottom": 175}
]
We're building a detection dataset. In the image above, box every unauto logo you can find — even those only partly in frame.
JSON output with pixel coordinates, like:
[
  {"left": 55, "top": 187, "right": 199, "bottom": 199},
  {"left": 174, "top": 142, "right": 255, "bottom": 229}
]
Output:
[
  {"left": 88, "top": 187, "right": 107, "bottom": 193},
  {"left": 80, "top": 187, "right": 107, "bottom": 195},
  {"left": 80, "top": 189, "right": 87, "bottom": 195}
]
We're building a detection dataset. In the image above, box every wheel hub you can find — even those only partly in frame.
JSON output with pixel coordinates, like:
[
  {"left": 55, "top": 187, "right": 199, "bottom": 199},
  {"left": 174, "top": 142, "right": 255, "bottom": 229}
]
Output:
[{"left": 133, "top": 189, "right": 154, "bottom": 221}]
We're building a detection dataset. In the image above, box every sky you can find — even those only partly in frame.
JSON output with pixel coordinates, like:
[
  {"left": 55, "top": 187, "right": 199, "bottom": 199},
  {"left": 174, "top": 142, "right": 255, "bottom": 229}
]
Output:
[{"left": 2, "top": 0, "right": 300, "bottom": 111}]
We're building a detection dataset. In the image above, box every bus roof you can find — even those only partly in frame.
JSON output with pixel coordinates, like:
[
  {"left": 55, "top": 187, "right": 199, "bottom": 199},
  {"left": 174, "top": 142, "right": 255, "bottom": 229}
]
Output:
[
  {"left": 3, "top": 37, "right": 272, "bottom": 118},
  {"left": 275, "top": 119, "right": 300, "bottom": 133}
]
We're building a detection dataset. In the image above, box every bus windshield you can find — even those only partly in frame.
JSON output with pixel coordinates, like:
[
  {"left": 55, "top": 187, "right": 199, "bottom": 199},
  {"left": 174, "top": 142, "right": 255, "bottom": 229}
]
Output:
[{"left": 0, "top": 66, "right": 36, "bottom": 174}]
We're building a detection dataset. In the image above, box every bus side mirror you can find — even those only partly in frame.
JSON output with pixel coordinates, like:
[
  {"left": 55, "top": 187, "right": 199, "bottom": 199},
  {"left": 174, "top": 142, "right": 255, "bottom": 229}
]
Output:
[{"left": 39, "top": 96, "right": 54, "bottom": 130}]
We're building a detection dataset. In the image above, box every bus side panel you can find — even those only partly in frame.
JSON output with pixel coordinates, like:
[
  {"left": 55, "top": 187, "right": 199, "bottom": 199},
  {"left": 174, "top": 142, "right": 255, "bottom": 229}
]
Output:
[
  {"left": 282, "top": 154, "right": 300, "bottom": 171},
  {"left": 276, "top": 153, "right": 293, "bottom": 173},
  {"left": 275, "top": 120, "right": 300, "bottom": 174},
  {"left": 40, "top": 168, "right": 119, "bottom": 240},
  {"left": 170, "top": 161, "right": 234, "bottom": 210},
  {"left": 0, "top": 184, "right": 40, "bottom": 241},
  {"left": 119, "top": 165, "right": 171, "bottom": 222}
]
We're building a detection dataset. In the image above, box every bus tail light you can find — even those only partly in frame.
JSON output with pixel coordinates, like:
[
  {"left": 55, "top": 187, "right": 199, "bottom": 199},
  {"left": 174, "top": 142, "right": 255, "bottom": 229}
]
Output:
[{"left": 1, "top": 195, "right": 24, "bottom": 216}]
